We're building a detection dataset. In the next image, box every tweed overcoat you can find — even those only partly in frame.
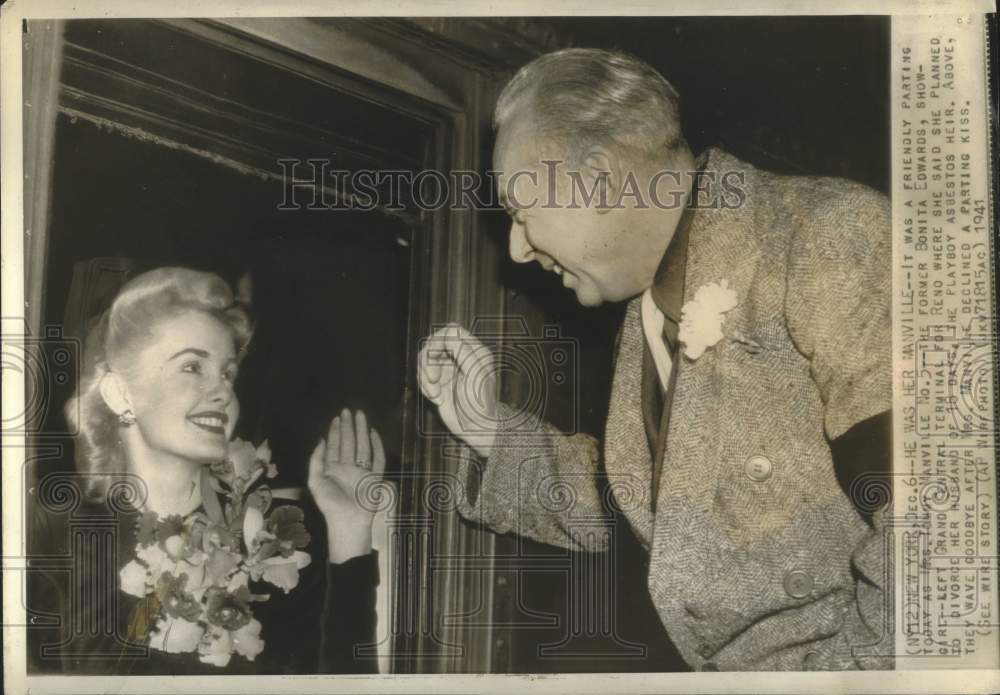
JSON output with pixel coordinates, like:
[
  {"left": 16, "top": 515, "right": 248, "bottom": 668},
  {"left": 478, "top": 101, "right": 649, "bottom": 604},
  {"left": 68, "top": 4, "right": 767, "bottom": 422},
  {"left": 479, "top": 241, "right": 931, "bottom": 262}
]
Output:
[{"left": 456, "top": 149, "right": 893, "bottom": 671}]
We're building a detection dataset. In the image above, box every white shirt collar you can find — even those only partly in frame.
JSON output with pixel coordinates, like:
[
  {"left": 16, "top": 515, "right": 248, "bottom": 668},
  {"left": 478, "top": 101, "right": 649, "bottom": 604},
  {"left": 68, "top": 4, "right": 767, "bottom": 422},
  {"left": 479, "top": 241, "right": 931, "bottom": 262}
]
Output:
[{"left": 640, "top": 288, "right": 673, "bottom": 392}]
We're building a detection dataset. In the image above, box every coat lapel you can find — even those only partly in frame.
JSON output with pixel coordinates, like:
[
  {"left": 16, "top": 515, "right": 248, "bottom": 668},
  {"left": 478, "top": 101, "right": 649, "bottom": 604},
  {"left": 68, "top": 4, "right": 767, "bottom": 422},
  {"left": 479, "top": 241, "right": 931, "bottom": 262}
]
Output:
[
  {"left": 606, "top": 149, "right": 764, "bottom": 551},
  {"left": 604, "top": 297, "right": 655, "bottom": 548},
  {"left": 649, "top": 148, "right": 761, "bottom": 537}
]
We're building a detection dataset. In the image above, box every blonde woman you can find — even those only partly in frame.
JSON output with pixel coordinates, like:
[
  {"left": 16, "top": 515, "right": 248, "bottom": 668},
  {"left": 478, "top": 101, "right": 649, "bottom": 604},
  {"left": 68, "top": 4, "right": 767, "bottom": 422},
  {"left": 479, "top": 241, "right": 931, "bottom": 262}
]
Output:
[{"left": 32, "top": 267, "right": 383, "bottom": 674}]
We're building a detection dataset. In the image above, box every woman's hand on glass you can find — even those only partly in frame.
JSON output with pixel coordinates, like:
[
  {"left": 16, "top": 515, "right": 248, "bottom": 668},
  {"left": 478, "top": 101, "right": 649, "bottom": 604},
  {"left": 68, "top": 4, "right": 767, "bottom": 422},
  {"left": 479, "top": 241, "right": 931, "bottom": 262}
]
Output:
[{"left": 308, "top": 408, "right": 385, "bottom": 563}]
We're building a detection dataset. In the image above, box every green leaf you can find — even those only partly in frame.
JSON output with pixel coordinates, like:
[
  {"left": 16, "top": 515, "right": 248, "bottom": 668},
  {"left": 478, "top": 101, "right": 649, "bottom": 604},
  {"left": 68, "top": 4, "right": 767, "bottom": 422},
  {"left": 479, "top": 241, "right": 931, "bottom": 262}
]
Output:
[
  {"left": 200, "top": 468, "right": 225, "bottom": 524},
  {"left": 127, "top": 594, "right": 161, "bottom": 642}
]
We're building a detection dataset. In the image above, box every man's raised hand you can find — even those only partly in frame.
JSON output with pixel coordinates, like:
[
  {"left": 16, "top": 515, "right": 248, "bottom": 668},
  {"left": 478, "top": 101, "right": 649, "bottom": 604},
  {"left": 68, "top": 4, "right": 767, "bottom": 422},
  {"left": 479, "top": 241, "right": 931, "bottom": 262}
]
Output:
[{"left": 417, "top": 324, "right": 499, "bottom": 459}]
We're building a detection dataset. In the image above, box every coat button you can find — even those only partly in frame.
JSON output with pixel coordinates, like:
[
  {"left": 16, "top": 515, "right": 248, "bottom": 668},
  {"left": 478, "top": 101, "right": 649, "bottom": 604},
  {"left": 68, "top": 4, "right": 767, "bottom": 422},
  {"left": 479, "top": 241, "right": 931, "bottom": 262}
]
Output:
[
  {"left": 783, "top": 569, "right": 814, "bottom": 598},
  {"left": 697, "top": 644, "right": 713, "bottom": 658},
  {"left": 803, "top": 650, "right": 821, "bottom": 670},
  {"left": 744, "top": 455, "right": 773, "bottom": 482}
]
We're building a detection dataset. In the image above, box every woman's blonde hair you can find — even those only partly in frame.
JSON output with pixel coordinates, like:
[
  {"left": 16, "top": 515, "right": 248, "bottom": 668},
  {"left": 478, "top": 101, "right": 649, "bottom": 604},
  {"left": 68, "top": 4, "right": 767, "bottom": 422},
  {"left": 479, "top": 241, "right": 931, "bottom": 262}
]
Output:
[{"left": 66, "top": 267, "right": 252, "bottom": 501}]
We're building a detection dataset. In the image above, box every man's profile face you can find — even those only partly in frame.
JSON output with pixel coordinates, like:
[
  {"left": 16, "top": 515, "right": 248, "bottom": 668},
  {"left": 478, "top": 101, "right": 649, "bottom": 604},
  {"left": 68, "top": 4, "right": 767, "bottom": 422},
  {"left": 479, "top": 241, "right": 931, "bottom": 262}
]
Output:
[{"left": 493, "top": 116, "right": 640, "bottom": 308}]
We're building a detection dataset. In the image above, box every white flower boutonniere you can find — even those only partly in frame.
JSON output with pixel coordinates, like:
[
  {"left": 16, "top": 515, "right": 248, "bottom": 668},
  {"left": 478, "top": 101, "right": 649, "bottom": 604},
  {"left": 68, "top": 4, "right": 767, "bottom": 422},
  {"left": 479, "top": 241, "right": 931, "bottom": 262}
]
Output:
[{"left": 678, "top": 279, "right": 739, "bottom": 360}]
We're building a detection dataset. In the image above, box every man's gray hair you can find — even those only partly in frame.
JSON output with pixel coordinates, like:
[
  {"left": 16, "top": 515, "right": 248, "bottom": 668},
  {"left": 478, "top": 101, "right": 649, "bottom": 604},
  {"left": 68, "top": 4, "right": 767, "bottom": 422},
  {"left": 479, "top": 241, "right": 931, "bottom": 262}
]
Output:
[{"left": 494, "top": 48, "right": 689, "bottom": 166}]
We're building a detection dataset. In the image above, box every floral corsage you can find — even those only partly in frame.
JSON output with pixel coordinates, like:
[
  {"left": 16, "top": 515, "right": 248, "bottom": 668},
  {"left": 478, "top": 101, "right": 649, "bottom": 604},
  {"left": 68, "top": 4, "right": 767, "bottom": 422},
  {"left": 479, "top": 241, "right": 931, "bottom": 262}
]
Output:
[
  {"left": 678, "top": 279, "right": 761, "bottom": 359},
  {"left": 120, "top": 439, "right": 312, "bottom": 667}
]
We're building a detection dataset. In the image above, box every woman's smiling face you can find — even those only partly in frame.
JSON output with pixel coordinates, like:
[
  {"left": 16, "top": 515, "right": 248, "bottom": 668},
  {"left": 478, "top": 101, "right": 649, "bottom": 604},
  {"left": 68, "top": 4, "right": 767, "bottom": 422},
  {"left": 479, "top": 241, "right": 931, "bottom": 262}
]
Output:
[{"left": 122, "top": 310, "right": 240, "bottom": 465}]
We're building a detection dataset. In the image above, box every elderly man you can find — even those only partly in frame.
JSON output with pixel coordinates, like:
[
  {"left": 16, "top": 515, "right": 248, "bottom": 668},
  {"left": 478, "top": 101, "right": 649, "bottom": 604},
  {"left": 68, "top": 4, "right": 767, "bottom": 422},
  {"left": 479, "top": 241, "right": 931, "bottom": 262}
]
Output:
[{"left": 419, "top": 48, "right": 892, "bottom": 671}]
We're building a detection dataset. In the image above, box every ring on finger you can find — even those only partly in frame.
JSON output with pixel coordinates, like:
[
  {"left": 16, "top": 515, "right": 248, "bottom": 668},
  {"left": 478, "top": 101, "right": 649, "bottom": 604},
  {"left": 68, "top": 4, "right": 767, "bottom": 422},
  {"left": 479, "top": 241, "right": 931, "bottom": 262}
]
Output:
[{"left": 356, "top": 458, "right": 372, "bottom": 469}]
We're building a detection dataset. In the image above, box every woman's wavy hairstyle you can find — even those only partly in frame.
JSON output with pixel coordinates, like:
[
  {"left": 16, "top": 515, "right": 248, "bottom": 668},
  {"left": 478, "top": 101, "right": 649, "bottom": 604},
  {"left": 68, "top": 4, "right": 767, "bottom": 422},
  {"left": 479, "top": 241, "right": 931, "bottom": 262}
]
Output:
[{"left": 65, "top": 267, "right": 252, "bottom": 501}]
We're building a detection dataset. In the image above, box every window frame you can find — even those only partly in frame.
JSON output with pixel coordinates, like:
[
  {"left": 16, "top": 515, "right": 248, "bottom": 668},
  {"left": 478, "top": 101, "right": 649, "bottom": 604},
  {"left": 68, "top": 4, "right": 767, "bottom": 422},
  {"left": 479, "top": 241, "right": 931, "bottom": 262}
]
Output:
[{"left": 23, "top": 16, "right": 566, "bottom": 674}]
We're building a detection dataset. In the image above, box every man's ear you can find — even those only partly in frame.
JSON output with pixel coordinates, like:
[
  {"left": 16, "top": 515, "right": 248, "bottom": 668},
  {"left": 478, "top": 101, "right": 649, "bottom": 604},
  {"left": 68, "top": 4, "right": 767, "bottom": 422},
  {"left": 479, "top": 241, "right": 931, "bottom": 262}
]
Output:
[
  {"left": 581, "top": 147, "right": 621, "bottom": 215},
  {"left": 98, "top": 371, "right": 132, "bottom": 417}
]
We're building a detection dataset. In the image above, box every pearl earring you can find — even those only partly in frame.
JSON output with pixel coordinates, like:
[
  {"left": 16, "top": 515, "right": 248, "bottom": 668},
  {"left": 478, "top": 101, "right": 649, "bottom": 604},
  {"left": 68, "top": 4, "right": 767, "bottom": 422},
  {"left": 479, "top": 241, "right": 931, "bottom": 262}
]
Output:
[{"left": 119, "top": 410, "right": 136, "bottom": 426}]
